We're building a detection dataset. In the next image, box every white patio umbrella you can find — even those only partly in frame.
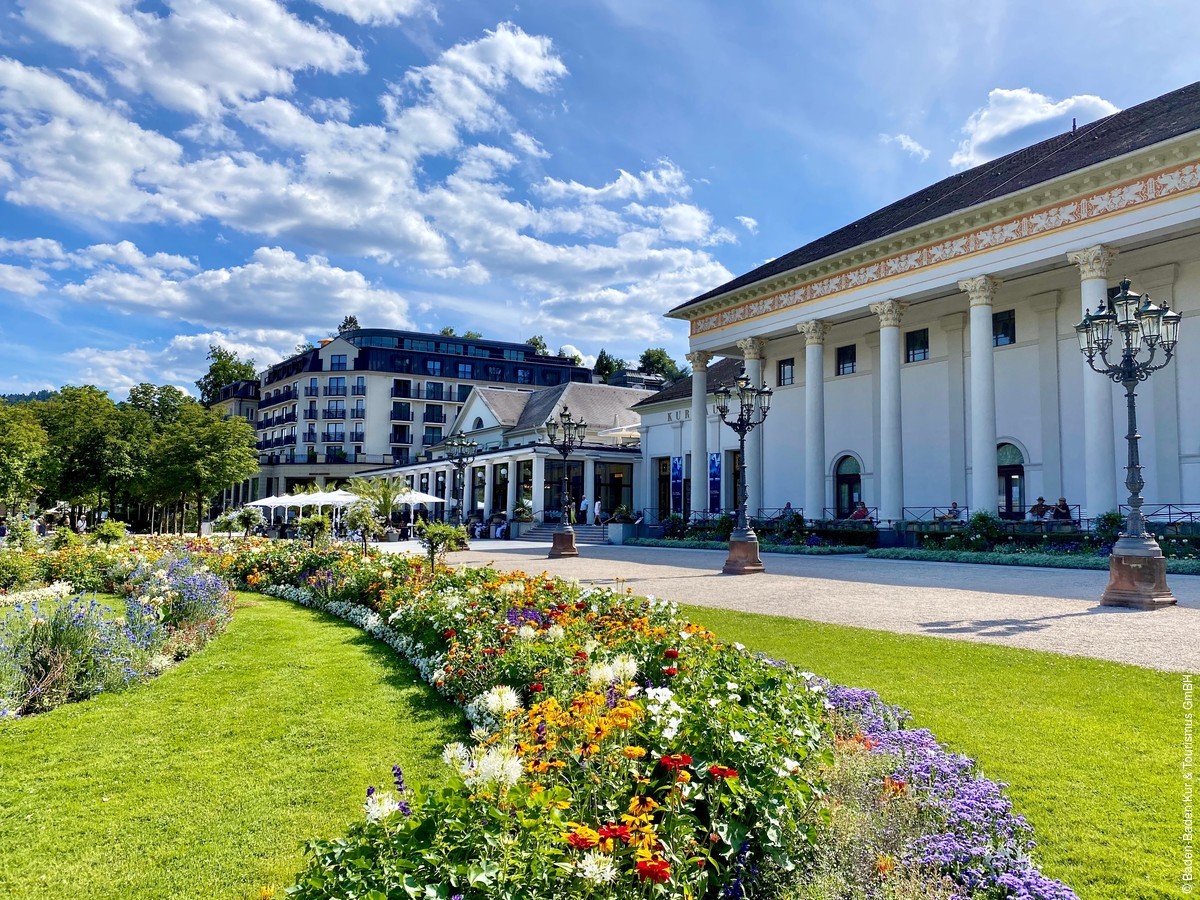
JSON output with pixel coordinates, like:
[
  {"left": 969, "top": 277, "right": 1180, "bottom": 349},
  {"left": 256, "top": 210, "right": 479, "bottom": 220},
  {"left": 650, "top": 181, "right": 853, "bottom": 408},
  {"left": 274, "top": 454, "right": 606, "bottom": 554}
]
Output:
[{"left": 396, "top": 490, "right": 445, "bottom": 506}]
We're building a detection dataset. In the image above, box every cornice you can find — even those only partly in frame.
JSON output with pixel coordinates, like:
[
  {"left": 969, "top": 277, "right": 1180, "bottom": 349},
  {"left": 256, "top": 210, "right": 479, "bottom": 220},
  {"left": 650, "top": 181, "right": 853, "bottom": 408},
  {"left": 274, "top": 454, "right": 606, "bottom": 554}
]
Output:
[{"left": 674, "top": 133, "right": 1200, "bottom": 335}]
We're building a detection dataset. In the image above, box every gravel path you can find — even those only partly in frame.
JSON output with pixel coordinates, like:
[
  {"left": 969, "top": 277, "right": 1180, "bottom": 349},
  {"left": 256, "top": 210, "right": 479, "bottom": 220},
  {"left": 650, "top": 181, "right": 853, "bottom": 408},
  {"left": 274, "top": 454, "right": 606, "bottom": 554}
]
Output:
[{"left": 381, "top": 540, "right": 1200, "bottom": 672}]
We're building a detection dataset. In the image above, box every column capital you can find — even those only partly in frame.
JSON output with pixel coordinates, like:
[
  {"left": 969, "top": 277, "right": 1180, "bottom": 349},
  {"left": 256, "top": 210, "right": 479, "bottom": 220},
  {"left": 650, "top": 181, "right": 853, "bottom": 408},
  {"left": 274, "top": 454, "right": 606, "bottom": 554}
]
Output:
[
  {"left": 958, "top": 275, "right": 1003, "bottom": 307},
  {"left": 684, "top": 349, "right": 712, "bottom": 369},
  {"left": 869, "top": 299, "right": 908, "bottom": 328},
  {"left": 735, "top": 337, "right": 768, "bottom": 360},
  {"left": 797, "top": 320, "right": 830, "bottom": 345},
  {"left": 1066, "top": 244, "right": 1118, "bottom": 281}
]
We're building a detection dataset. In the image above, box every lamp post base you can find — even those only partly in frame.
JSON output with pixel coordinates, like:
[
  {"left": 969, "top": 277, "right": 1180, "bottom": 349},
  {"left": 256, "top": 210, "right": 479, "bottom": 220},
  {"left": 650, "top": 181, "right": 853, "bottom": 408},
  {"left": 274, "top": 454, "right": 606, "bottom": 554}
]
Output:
[
  {"left": 723, "top": 537, "right": 764, "bottom": 575},
  {"left": 549, "top": 530, "right": 579, "bottom": 558},
  {"left": 1101, "top": 550, "right": 1176, "bottom": 609}
]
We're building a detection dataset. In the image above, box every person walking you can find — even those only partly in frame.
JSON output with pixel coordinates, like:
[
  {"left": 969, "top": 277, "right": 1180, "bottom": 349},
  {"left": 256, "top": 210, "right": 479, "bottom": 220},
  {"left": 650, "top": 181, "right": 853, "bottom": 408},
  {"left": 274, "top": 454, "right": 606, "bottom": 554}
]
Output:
[
  {"left": 593, "top": 501, "right": 604, "bottom": 526},
  {"left": 579, "top": 497, "right": 589, "bottom": 524}
]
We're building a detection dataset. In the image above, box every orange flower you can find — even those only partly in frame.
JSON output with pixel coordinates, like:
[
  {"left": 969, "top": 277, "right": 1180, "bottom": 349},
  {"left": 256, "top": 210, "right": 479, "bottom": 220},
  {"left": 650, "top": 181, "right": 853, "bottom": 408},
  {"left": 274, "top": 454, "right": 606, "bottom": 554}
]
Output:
[
  {"left": 659, "top": 753, "right": 692, "bottom": 772},
  {"left": 635, "top": 857, "right": 671, "bottom": 883},
  {"left": 622, "top": 746, "right": 647, "bottom": 759},
  {"left": 882, "top": 776, "right": 906, "bottom": 798},
  {"left": 876, "top": 855, "right": 896, "bottom": 876},
  {"left": 709, "top": 764, "right": 739, "bottom": 779},
  {"left": 565, "top": 824, "right": 599, "bottom": 850}
]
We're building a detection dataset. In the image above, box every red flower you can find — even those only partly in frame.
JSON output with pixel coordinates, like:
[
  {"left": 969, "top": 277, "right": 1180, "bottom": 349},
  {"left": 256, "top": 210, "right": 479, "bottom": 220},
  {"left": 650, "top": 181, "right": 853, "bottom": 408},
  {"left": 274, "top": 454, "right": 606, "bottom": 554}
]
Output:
[
  {"left": 566, "top": 830, "right": 597, "bottom": 850},
  {"left": 597, "top": 823, "right": 632, "bottom": 844},
  {"left": 574, "top": 650, "right": 589, "bottom": 660},
  {"left": 575, "top": 601, "right": 588, "bottom": 610},
  {"left": 662, "top": 665, "right": 678, "bottom": 676},
  {"left": 663, "top": 648, "right": 680, "bottom": 659},
  {"left": 443, "top": 628, "right": 456, "bottom": 639},
  {"left": 636, "top": 858, "right": 671, "bottom": 883},
  {"left": 709, "top": 765, "right": 739, "bottom": 780},
  {"left": 530, "top": 682, "right": 544, "bottom": 693},
  {"left": 660, "top": 753, "right": 692, "bottom": 771}
]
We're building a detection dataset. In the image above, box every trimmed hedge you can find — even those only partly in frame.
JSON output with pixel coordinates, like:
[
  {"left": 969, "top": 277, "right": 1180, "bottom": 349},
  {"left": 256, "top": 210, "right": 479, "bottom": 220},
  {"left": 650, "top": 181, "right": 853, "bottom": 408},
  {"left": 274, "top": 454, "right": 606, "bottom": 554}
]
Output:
[
  {"left": 625, "top": 538, "right": 866, "bottom": 555},
  {"left": 866, "top": 547, "right": 1200, "bottom": 575}
]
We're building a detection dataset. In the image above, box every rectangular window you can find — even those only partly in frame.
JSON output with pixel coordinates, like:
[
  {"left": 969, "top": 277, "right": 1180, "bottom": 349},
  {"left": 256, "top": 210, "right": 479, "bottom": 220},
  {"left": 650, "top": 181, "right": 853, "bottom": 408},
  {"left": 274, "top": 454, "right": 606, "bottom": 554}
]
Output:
[
  {"left": 330, "top": 354, "right": 347, "bottom": 371},
  {"left": 425, "top": 381, "right": 443, "bottom": 401},
  {"left": 993, "top": 310, "right": 1016, "bottom": 347},
  {"left": 457, "top": 384, "right": 472, "bottom": 402},
  {"left": 487, "top": 365, "right": 504, "bottom": 382},
  {"left": 905, "top": 328, "right": 929, "bottom": 363},
  {"left": 777, "top": 358, "right": 795, "bottom": 386},
  {"left": 426, "top": 359, "right": 443, "bottom": 376},
  {"left": 836, "top": 344, "right": 856, "bottom": 376},
  {"left": 516, "top": 368, "right": 532, "bottom": 385},
  {"left": 457, "top": 362, "right": 472, "bottom": 379}
]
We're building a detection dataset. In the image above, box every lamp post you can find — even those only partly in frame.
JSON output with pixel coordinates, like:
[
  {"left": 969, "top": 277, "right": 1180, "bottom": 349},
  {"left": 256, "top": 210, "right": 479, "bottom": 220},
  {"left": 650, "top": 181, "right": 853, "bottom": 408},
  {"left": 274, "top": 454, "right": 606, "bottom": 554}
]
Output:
[
  {"left": 545, "top": 406, "right": 587, "bottom": 558},
  {"left": 444, "top": 433, "right": 478, "bottom": 527},
  {"left": 1076, "top": 278, "right": 1182, "bottom": 608},
  {"left": 714, "top": 367, "right": 773, "bottom": 574}
]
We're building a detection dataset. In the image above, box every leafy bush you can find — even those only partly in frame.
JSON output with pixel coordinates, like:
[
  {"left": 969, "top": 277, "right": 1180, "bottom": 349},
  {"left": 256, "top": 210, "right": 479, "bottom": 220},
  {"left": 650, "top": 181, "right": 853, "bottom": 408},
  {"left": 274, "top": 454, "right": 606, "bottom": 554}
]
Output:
[
  {"left": 91, "top": 520, "right": 129, "bottom": 545},
  {"left": 0, "top": 551, "right": 39, "bottom": 591},
  {"left": 296, "top": 514, "right": 331, "bottom": 547},
  {"left": 416, "top": 521, "right": 468, "bottom": 571},
  {"left": 235, "top": 505, "right": 265, "bottom": 537},
  {"left": 1093, "top": 510, "right": 1124, "bottom": 548},
  {"left": 662, "top": 513, "right": 688, "bottom": 539},
  {"left": 867, "top": 546, "right": 1200, "bottom": 575},
  {"left": 50, "top": 528, "right": 81, "bottom": 550},
  {"left": 3, "top": 519, "right": 38, "bottom": 550},
  {"left": 211, "top": 511, "right": 240, "bottom": 538}
]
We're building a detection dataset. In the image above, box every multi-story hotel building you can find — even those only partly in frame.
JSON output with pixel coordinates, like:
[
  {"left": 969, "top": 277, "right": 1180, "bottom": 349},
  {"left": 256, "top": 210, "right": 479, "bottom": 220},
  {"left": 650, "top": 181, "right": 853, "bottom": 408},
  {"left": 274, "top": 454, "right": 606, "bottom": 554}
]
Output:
[{"left": 248, "top": 329, "right": 590, "bottom": 498}]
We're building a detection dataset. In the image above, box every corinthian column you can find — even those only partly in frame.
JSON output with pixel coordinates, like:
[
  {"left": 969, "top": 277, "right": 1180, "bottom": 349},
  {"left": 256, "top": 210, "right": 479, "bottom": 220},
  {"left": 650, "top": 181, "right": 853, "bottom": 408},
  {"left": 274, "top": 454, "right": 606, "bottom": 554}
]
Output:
[
  {"left": 685, "top": 350, "right": 712, "bottom": 519},
  {"left": 869, "top": 300, "right": 908, "bottom": 520},
  {"left": 1067, "top": 245, "right": 1119, "bottom": 516},
  {"left": 798, "top": 321, "right": 829, "bottom": 520},
  {"left": 959, "top": 275, "right": 1001, "bottom": 515},
  {"left": 736, "top": 337, "right": 769, "bottom": 518}
]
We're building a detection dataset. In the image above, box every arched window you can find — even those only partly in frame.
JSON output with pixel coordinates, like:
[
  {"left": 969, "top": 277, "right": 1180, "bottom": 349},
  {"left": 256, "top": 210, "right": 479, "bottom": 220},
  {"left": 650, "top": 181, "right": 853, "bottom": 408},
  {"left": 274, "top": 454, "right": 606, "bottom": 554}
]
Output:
[
  {"left": 834, "top": 455, "right": 862, "bottom": 519},
  {"left": 997, "top": 442, "right": 1025, "bottom": 520},
  {"left": 473, "top": 416, "right": 484, "bottom": 430}
]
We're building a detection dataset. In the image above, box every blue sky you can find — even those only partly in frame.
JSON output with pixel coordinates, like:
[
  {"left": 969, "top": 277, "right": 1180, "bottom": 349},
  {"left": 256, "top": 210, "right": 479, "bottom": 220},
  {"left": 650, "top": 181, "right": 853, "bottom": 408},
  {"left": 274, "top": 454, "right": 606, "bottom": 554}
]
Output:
[{"left": 2, "top": 0, "right": 1198, "bottom": 397}]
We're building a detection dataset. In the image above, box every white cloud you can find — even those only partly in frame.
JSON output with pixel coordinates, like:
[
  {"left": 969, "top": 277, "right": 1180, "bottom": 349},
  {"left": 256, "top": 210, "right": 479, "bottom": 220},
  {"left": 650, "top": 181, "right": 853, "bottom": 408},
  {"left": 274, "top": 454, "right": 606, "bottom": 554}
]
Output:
[
  {"left": 536, "top": 159, "right": 690, "bottom": 202},
  {"left": 19, "top": 0, "right": 366, "bottom": 117},
  {"left": 880, "top": 132, "right": 931, "bottom": 161},
  {"left": 555, "top": 343, "right": 594, "bottom": 367},
  {"left": 0, "top": 237, "right": 67, "bottom": 261},
  {"left": 0, "top": 263, "right": 49, "bottom": 295},
  {"left": 951, "top": 87, "right": 1120, "bottom": 169},
  {"left": 511, "top": 130, "right": 550, "bottom": 158},
  {"left": 307, "top": 0, "right": 432, "bottom": 26},
  {"left": 735, "top": 215, "right": 758, "bottom": 234}
]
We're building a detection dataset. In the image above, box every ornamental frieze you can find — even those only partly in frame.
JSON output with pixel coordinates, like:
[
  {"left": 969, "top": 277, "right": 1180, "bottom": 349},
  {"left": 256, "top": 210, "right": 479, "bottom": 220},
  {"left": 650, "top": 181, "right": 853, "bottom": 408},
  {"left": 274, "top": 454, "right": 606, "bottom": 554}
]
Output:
[{"left": 690, "top": 160, "right": 1200, "bottom": 336}]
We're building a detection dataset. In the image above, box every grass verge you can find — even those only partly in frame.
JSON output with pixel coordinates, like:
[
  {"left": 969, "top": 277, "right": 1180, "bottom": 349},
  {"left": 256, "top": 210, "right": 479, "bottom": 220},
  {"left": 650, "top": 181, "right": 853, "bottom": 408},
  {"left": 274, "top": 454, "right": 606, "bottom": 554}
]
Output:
[
  {"left": 0, "top": 592, "right": 464, "bottom": 900},
  {"left": 680, "top": 605, "right": 1179, "bottom": 900}
]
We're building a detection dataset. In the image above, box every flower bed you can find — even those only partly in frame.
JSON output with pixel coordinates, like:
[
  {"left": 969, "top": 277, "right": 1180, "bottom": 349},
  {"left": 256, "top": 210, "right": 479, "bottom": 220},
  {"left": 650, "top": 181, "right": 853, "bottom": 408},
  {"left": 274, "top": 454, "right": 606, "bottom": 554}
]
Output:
[
  {"left": 198, "top": 541, "right": 1076, "bottom": 899},
  {"left": 627, "top": 538, "right": 866, "bottom": 555},
  {"left": 868, "top": 547, "right": 1200, "bottom": 574},
  {"left": 0, "top": 542, "right": 236, "bottom": 719}
]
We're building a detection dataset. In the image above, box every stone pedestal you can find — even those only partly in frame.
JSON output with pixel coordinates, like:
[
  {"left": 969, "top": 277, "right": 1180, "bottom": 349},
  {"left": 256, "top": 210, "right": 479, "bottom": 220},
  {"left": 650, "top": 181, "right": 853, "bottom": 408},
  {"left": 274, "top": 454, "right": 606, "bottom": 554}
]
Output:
[
  {"left": 723, "top": 538, "right": 764, "bottom": 575},
  {"left": 549, "top": 531, "right": 579, "bottom": 558},
  {"left": 1101, "top": 553, "right": 1176, "bottom": 608}
]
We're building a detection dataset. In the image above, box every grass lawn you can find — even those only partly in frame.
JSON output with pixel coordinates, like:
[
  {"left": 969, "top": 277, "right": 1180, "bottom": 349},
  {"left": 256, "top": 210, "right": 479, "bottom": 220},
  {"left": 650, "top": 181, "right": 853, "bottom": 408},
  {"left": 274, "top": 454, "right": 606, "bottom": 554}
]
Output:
[
  {"left": 681, "top": 605, "right": 1180, "bottom": 900},
  {"left": 0, "top": 592, "right": 464, "bottom": 900}
]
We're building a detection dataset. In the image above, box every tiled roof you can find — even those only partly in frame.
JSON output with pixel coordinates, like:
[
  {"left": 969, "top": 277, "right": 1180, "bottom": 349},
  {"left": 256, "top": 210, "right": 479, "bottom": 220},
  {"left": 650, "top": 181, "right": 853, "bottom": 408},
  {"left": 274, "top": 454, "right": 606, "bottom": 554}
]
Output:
[
  {"left": 632, "top": 357, "right": 744, "bottom": 408},
  {"left": 671, "top": 81, "right": 1200, "bottom": 314},
  {"left": 473, "top": 387, "right": 532, "bottom": 426},
  {"left": 513, "top": 382, "right": 657, "bottom": 432}
]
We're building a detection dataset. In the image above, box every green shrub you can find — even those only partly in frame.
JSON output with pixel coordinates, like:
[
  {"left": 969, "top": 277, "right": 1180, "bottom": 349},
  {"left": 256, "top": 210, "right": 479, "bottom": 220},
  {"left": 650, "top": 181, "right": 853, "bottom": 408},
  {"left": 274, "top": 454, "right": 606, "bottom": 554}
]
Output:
[
  {"left": 296, "top": 514, "right": 332, "bottom": 547},
  {"left": 0, "top": 551, "right": 38, "bottom": 590},
  {"left": 662, "top": 513, "right": 688, "bottom": 539},
  {"left": 50, "top": 528, "right": 81, "bottom": 550},
  {"left": 866, "top": 547, "right": 1200, "bottom": 575},
  {"left": 91, "top": 520, "right": 129, "bottom": 545},
  {"left": 415, "top": 521, "right": 468, "bottom": 570},
  {"left": 1093, "top": 510, "right": 1124, "bottom": 547},
  {"left": 4, "top": 519, "right": 38, "bottom": 550}
]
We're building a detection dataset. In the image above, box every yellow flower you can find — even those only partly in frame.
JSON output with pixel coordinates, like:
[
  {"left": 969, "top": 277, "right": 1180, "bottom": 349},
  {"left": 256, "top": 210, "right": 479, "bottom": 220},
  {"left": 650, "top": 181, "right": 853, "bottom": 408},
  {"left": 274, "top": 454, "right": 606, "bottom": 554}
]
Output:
[
  {"left": 628, "top": 795, "right": 658, "bottom": 815},
  {"left": 622, "top": 746, "right": 647, "bottom": 759}
]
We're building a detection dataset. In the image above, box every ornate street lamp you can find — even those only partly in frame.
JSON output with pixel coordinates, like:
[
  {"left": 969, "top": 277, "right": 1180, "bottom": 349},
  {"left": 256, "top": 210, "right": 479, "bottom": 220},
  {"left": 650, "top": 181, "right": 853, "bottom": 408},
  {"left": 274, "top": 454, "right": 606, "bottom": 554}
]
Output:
[
  {"left": 545, "top": 406, "right": 587, "bottom": 558},
  {"left": 1076, "top": 278, "right": 1182, "bottom": 608},
  {"left": 443, "top": 433, "right": 478, "bottom": 527},
  {"left": 714, "top": 367, "right": 773, "bottom": 574}
]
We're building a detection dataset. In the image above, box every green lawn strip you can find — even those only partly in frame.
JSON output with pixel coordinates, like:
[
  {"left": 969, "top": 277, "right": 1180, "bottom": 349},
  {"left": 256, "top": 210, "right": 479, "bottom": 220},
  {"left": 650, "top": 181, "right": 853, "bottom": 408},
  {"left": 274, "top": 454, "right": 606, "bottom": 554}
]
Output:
[
  {"left": 0, "top": 592, "right": 464, "bottom": 900},
  {"left": 679, "top": 605, "right": 1179, "bottom": 900}
]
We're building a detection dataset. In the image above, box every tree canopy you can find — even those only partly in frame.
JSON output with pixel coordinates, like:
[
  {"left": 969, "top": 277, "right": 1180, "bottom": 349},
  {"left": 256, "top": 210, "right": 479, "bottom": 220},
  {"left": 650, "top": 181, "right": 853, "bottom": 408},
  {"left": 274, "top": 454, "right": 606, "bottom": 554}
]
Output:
[
  {"left": 639, "top": 348, "right": 686, "bottom": 382},
  {"left": 0, "top": 401, "right": 47, "bottom": 511},
  {"left": 525, "top": 335, "right": 550, "bottom": 356},
  {"left": 339, "top": 315, "right": 361, "bottom": 334},
  {"left": 593, "top": 349, "right": 626, "bottom": 383},
  {"left": 195, "top": 345, "right": 257, "bottom": 407}
]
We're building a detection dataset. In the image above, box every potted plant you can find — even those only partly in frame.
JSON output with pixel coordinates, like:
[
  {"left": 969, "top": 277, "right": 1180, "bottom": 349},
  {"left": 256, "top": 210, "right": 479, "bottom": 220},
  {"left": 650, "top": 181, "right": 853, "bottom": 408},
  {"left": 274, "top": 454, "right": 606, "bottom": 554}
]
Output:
[
  {"left": 509, "top": 499, "right": 534, "bottom": 539},
  {"left": 607, "top": 504, "right": 638, "bottom": 545}
]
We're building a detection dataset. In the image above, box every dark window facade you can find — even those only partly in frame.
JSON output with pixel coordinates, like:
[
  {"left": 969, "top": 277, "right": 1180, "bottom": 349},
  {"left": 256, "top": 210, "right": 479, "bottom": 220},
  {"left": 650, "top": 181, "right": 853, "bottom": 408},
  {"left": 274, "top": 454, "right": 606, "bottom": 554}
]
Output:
[
  {"left": 457, "top": 362, "right": 472, "bottom": 379},
  {"left": 905, "top": 328, "right": 929, "bottom": 363},
  {"left": 777, "top": 358, "right": 795, "bottom": 386},
  {"left": 426, "top": 359, "right": 443, "bottom": 376},
  {"left": 330, "top": 354, "right": 347, "bottom": 371},
  {"left": 993, "top": 310, "right": 1016, "bottom": 347},
  {"left": 836, "top": 345, "right": 856, "bottom": 376},
  {"left": 516, "top": 368, "right": 532, "bottom": 384}
]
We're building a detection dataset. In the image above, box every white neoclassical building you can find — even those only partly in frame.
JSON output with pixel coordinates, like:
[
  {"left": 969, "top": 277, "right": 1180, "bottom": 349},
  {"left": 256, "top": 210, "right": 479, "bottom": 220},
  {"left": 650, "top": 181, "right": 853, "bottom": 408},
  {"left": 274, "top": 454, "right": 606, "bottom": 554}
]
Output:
[{"left": 639, "top": 81, "right": 1200, "bottom": 523}]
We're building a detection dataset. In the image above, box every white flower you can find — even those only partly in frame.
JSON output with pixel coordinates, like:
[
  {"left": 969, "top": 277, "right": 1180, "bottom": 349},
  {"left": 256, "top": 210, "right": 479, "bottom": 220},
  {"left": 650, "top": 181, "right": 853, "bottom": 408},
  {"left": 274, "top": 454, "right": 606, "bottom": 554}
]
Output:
[
  {"left": 466, "top": 747, "right": 523, "bottom": 790},
  {"left": 708, "top": 697, "right": 721, "bottom": 708},
  {"left": 588, "top": 662, "right": 616, "bottom": 686},
  {"left": 726, "top": 682, "right": 740, "bottom": 692},
  {"left": 442, "top": 742, "right": 470, "bottom": 771},
  {"left": 483, "top": 685, "right": 522, "bottom": 717},
  {"left": 517, "top": 625, "right": 537, "bottom": 642},
  {"left": 364, "top": 790, "right": 402, "bottom": 822},
  {"left": 613, "top": 654, "right": 638, "bottom": 681},
  {"left": 584, "top": 638, "right": 600, "bottom": 654},
  {"left": 498, "top": 581, "right": 523, "bottom": 596},
  {"left": 730, "top": 730, "right": 748, "bottom": 744},
  {"left": 577, "top": 851, "right": 617, "bottom": 884},
  {"left": 545, "top": 624, "right": 565, "bottom": 642}
]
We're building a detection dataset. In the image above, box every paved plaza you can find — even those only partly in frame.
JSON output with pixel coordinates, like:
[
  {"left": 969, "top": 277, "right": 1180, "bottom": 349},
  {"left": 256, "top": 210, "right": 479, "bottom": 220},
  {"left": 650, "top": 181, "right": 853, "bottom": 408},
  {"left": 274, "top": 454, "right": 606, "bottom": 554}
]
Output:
[{"left": 380, "top": 540, "right": 1200, "bottom": 672}]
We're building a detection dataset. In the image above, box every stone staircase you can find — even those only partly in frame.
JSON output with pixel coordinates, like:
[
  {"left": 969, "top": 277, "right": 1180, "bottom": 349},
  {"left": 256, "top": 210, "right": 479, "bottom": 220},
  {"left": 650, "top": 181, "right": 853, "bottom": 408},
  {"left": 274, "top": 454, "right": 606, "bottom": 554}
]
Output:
[{"left": 515, "top": 523, "right": 609, "bottom": 544}]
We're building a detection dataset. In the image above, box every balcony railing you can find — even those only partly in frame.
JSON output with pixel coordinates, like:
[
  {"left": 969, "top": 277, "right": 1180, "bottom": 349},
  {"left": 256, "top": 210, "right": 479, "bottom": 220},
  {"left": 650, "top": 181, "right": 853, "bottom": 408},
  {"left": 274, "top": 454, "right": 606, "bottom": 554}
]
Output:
[
  {"left": 324, "top": 386, "right": 347, "bottom": 396},
  {"left": 323, "top": 409, "right": 346, "bottom": 419},
  {"left": 390, "top": 410, "right": 414, "bottom": 421},
  {"left": 260, "top": 452, "right": 411, "bottom": 466},
  {"left": 303, "top": 410, "right": 318, "bottom": 420},
  {"left": 350, "top": 432, "right": 366, "bottom": 443},
  {"left": 302, "top": 432, "right": 317, "bottom": 443},
  {"left": 257, "top": 387, "right": 295, "bottom": 409},
  {"left": 304, "top": 387, "right": 319, "bottom": 397},
  {"left": 422, "top": 435, "right": 440, "bottom": 446},
  {"left": 391, "top": 386, "right": 412, "bottom": 398},
  {"left": 351, "top": 384, "right": 367, "bottom": 395},
  {"left": 351, "top": 409, "right": 366, "bottom": 418},
  {"left": 281, "top": 435, "right": 296, "bottom": 445},
  {"left": 321, "top": 432, "right": 347, "bottom": 442},
  {"left": 279, "top": 411, "right": 297, "bottom": 424},
  {"left": 423, "top": 412, "right": 446, "bottom": 423},
  {"left": 390, "top": 434, "right": 412, "bottom": 445}
]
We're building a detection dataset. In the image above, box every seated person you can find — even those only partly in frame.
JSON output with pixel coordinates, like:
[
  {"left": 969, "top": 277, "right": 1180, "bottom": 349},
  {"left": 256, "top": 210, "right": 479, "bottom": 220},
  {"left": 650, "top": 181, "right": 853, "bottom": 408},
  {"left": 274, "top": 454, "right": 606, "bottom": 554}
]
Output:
[
  {"left": 1027, "top": 497, "right": 1049, "bottom": 520},
  {"left": 1051, "top": 497, "right": 1073, "bottom": 521},
  {"left": 847, "top": 501, "right": 871, "bottom": 521},
  {"left": 936, "top": 502, "right": 962, "bottom": 521}
]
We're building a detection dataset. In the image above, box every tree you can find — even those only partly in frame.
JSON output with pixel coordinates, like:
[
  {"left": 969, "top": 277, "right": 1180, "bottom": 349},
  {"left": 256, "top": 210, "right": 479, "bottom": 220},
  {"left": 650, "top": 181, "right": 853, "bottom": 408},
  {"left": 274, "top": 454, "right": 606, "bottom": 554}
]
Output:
[
  {"left": 639, "top": 348, "right": 685, "bottom": 382},
  {"left": 349, "top": 476, "right": 412, "bottom": 528},
  {"left": 343, "top": 502, "right": 381, "bottom": 552},
  {"left": 339, "top": 315, "right": 361, "bottom": 334},
  {"left": 293, "top": 341, "right": 315, "bottom": 356},
  {"left": 195, "top": 345, "right": 257, "bottom": 408},
  {"left": 296, "top": 514, "right": 331, "bottom": 547},
  {"left": 593, "top": 349, "right": 626, "bottom": 383},
  {"left": 124, "top": 383, "right": 189, "bottom": 423},
  {"left": 416, "top": 521, "right": 468, "bottom": 573},
  {"left": 439, "top": 326, "right": 457, "bottom": 336},
  {"left": 525, "top": 335, "right": 550, "bottom": 356},
  {"left": 0, "top": 401, "right": 48, "bottom": 512},
  {"left": 558, "top": 348, "right": 584, "bottom": 365},
  {"left": 32, "top": 386, "right": 123, "bottom": 517},
  {"left": 463, "top": 330, "right": 483, "bottom": 340},
  {"left": 235, "top": 505, "right": 265, "bottom": 537}
]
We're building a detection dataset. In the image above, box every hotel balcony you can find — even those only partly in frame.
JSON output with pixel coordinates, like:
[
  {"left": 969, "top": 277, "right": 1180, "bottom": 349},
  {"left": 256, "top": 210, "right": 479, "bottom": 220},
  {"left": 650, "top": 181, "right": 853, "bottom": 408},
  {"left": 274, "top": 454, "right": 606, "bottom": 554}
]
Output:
[
  {"left": 390, "top": 410, "right": 414, "bottom": 421},
  {"left": 304, "top": 387, "right": 319, "bottom": 397},
  {"left": 351, "top": 384, "right": 367, "bottom": 395},
  {"left": 321, "top": 431, "right": 346, "bottom": 443},
  {"left": 303, "top": 410, "right": 318, "bottom": 420},
  {"left": 423, "top": 412, "right": 446, "bottom": 423},
  {"left": 323, "top": 409, "right": 346, "bottom": 419},
  {"left": 324, "top": 386, "right": 347, "bottom": 396},
  {"left": 351, "top": 409, "right": 366, "bottom": 419}
]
